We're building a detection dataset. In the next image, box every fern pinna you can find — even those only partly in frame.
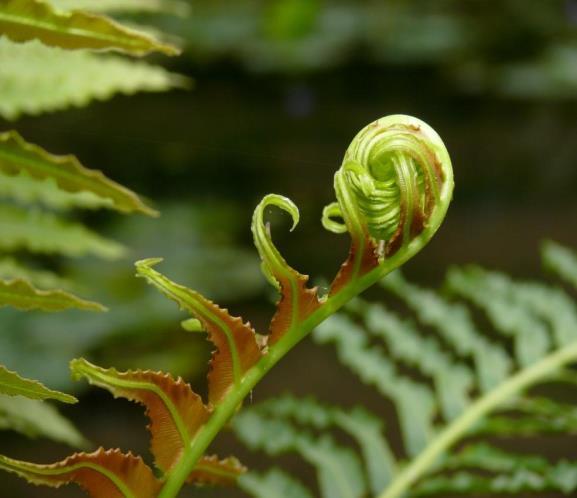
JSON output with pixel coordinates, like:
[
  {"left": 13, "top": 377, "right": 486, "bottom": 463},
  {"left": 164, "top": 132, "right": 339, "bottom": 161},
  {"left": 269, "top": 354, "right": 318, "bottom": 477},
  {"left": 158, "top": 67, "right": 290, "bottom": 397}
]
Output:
[
  {"left": 233, "top": 241, "right": 577, "bottom": 498},
  {"left": 0, "top": 114, "right": 453, "bottom": 497}
]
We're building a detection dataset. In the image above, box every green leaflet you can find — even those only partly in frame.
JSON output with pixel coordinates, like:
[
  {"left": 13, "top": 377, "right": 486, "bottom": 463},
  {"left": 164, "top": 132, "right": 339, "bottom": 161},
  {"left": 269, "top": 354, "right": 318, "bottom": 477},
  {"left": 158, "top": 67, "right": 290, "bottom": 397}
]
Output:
[
  {"left": 414, "top": 445, "right": 577, "bottom": 497},
  {"left": 315, "top": 314, "right": 436, "bottom": 457},
  {"left": 0, "top": 448, "right": 162, "bottom": 498},
  {"left": 382, "top": 271, "right": 511, "bottom": 393},
  {"left": 0, "top": 169, "right": 115, "bottom": 210},
  {"left": 0, "top": 395, "right": 86, "bottom": 447},
  {"left": 234, "top": 395, "right": 396, "bottom": 495},
  {"left": 0, "top": 130, "right": 157, "bottom": 216},
  {"left": 0, "top": 257, "right": 72, "bottom": 289},
  {"left": 135, "top": 258, "right": 262, "bottom": 405},
  {"left": 447, "top": 266, "right": 551, "bottom": 366},
  {"left": 70, "top": 358, "right": 211, "bottom": 474},
  {"left": 48, "top": 0, "right": 190, "bottom": 15},
  {"left": 358, "top": 301, "right": 473, "bottom": 421},
  {"left": 0, "top": 205, "right": 125, "bottom": 259},
  {"left": 0, "top": 39, "right": 187, "bottom": 120},
  {"left": 239, "top": 469, "right": 313, "bottom": 498},
  {"left": 0, "top": 365, "right": 77, "bottom": 403},
  {"left": 543, "top": 240, "right": 577, "bottom": 290},
  {"left": 0, "top": 0, "right": 178, "bottom": 55},
  {"left": 0, "top": 278, "right": 104, "bottom": 311}
]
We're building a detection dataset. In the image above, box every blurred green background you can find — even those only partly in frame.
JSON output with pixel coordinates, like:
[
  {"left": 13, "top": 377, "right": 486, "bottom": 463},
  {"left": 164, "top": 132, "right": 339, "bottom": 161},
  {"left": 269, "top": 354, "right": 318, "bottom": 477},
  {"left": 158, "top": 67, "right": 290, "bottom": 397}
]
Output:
[{"left": 2, "top": 0, "right": 577, "bottom": 496}]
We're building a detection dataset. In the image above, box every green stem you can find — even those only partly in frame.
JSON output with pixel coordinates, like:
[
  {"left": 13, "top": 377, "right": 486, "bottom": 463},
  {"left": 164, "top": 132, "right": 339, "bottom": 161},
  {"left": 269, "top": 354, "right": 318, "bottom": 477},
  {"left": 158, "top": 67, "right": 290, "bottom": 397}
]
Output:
[{"left": 377, "top": 340, "right": 577, "bottom": 498}]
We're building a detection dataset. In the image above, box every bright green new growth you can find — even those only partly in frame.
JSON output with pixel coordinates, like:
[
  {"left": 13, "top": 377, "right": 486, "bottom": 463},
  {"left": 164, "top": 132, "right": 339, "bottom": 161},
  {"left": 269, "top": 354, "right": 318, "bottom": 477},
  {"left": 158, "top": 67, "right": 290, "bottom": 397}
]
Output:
[{"left": 234, "top": 243, "right": 577, "bottom": 498}]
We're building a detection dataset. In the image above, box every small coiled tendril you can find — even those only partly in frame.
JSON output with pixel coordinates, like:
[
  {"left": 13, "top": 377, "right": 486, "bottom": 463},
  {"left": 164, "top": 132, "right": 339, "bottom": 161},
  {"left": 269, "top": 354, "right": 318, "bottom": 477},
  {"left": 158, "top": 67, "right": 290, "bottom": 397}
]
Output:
[{"left": 324, "top": 114, "right": 453, "bottom": 257}]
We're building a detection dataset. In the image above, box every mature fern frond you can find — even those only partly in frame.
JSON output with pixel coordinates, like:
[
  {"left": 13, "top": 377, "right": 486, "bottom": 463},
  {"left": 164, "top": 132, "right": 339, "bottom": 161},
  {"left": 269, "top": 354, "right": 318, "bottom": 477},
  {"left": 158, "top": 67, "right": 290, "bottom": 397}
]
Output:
[
  {"left": 0, "top": 0, "right": 178, "bottom": 55},
  {"left": 234, "top": 395, "right": 396, "bottom": 496},
  {"left": 236, "top": 242, "right": 577, "bottom": 498},
  {"left": 0, "top": 39, "right": 187, "bottom": 120},
  {"left": 0, "top": 131, "right": 158, "bottom": 215},
  {"left": 234, "top": 407, "right": 367, "bottom": 498}
]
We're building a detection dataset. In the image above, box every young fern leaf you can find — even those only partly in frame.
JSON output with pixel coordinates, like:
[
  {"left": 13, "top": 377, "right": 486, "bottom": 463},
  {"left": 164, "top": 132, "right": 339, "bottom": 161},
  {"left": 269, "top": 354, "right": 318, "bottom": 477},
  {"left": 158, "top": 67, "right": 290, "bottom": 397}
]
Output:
[
  {"left": 132, "top": 115, "right": 454, "bottom": 498},
  {"left": 325, "top": 114, "right": 453, "bottom": 295},
  {"left": 252, "top": 194, "right": 320, "bottom": 343},
  {"left": 135, "top": 258, "right": 262, "bottom": 405},
  {"left": 4, "top": 115, "right": 450, "bottom": 498},
  {"left": 0, "top": 364, "right": 77, "bottom": 403},
  {"left": 0, "top": 131, "right": 157, "bottom": 216},
  {"left": 0, "top": 448, "right": 161, "bottom": 498},
  {"left": 0, "top": 278, "right": 105, "bottom": 311},
  {"left": 70, "top": 358, "right": 210, "bottom": 474},
  {"left": 0, "top": 0, "right": 178, "bottom": 55},
  {"left": 0, "top": 39, "right": 187, "bottom": 120}
]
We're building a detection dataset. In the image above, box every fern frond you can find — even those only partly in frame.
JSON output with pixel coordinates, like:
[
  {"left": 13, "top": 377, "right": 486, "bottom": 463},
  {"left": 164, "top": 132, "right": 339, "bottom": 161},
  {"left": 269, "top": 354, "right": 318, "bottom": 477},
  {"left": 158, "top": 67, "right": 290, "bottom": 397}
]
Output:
[
  {"left": 0, "top": 364, "right": 77, "bottom": 402},
  {"left": 234, "top": 408, "right": 367, "bottom": 498},
  {"left": 382, "top": 271, "right": 512, "bottom": 393},
  {"left": 315, "top": 314, "right": 436, "bottom": 457},
  {"left": 0, "top": 39, "right": 187, "bottom": 120},
  {"left": 312, "top": 251, "right": 577, "bottom": 498},
  {"left": 0, "top": 0, "right": 178, "bottom": 55},
  {"left": 0, "top": 131, "right": 157, "bottom": 215},
  {"left": 234, "top": 395, "right": 396, "bottom": 494},
  {"left": 0, "top": 205, "right": 125, "bottom": 259},
  {"left": 350, "top": 300, "right": 473, "bottom": 421},
  {"left": 447, "top": 266, "right": 551, "bottom": 366},
  {"left": 0, "top": 278, "right": 105, "bottom": 311},
  {"left": 413, "top": 444, "right": 577, "bottom": 497}
]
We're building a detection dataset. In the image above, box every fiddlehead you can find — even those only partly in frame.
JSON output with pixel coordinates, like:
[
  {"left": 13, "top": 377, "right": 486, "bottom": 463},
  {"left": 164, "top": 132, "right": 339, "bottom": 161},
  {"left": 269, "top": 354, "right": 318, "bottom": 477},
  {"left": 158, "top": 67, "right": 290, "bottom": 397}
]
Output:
[{"left": 326, "top": 114, "right": 453, "bottom": 291}]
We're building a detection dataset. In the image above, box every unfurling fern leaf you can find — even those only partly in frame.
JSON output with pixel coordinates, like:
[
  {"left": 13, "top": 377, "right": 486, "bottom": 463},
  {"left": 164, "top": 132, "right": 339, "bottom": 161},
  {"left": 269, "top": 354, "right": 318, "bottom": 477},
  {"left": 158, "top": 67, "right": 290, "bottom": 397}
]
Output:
[
  {"left": 0, "top": 115, "right": 454, "bottom": 498},
  {"left": 235, "top": 242, "right": 577, "bottom": 498}
]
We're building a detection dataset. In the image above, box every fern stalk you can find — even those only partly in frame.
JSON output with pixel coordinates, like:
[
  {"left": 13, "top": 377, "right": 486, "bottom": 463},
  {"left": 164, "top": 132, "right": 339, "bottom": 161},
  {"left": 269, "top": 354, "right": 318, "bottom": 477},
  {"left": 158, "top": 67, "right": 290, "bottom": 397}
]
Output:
[{"left": 379, "top": 340, "right": 577, "bottom": 498}]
